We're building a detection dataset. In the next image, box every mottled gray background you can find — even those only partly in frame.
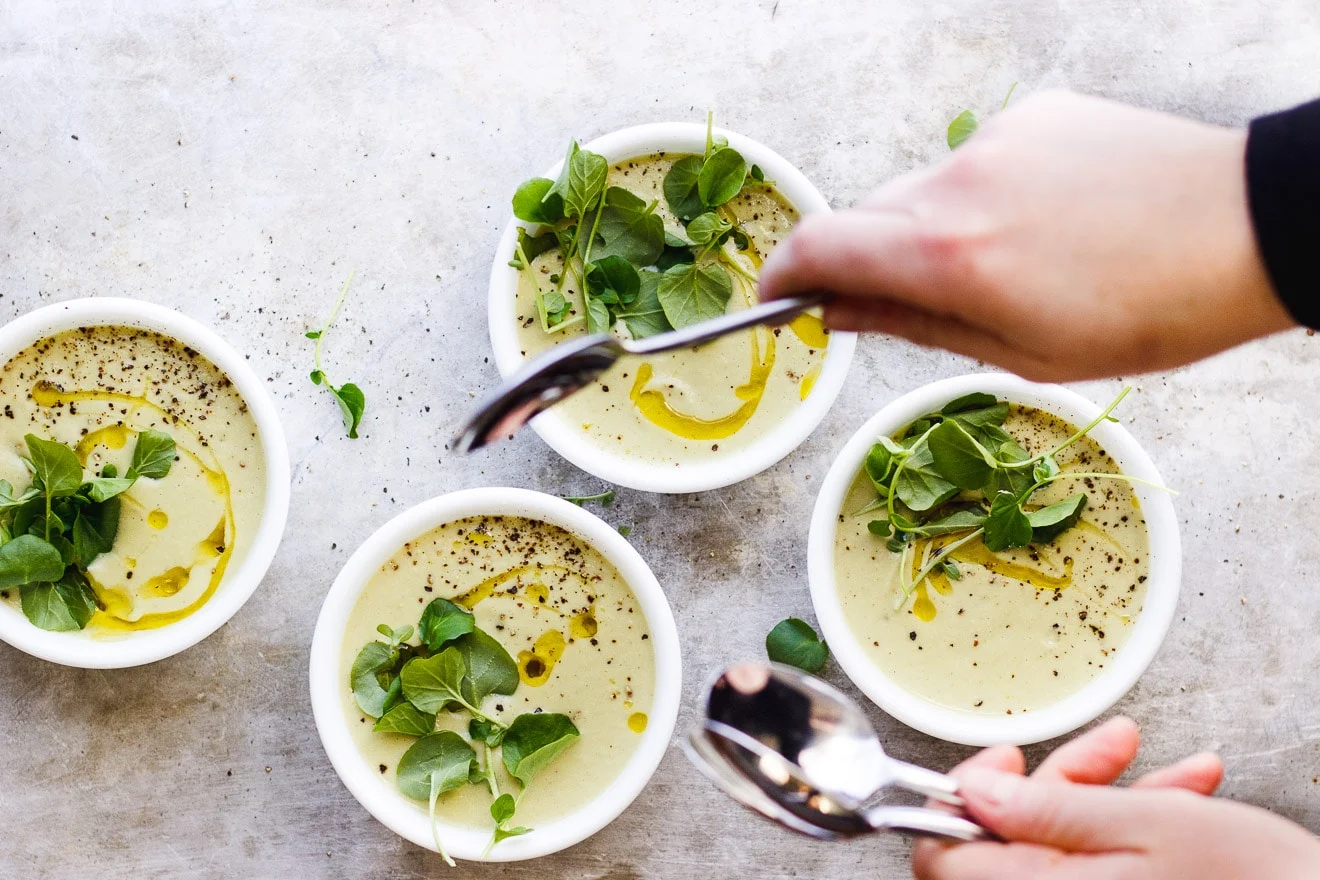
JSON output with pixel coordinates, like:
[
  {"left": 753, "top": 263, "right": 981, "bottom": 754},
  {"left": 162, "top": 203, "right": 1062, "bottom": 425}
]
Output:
[{"left": 2, "top": 1, "right": 1319, "bottom": 877}]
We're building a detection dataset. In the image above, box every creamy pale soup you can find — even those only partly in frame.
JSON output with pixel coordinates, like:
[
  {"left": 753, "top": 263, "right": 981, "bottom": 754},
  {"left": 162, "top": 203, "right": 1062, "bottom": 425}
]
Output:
[
  {"left": 515, "top": 152, "right": 829, "bottom": 464},
  {"left": 834, "top": 406, "right": 1150, "bottom": 715},
  {"left": 339, "top": 515, "right": 656, "bottom": 828},
  {"left": 0, "top": 327, "right": 266, "bottom": 633}
]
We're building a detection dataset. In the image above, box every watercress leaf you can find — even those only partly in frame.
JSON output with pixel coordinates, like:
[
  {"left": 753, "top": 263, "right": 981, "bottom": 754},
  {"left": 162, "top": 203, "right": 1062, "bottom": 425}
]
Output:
[
  {"left": 892, "top": 443, "right": 959, "bottom": 512},
  {"left": 542, "top": 291, "right": 569, "bottom": 322},
  {"left": 400, "top": 648, "right": 468, "bottom": 714},
  {"left": 331, "top": 382, "right": 366, "bottom": 440},
  {"left": 82, "top": 476, "right": 135, "bottom": 503},
  {"left": 469, "top": 717, "right": 505, "bottom": 747},
  {"left": 982, "top": 445, "right": 1036, "bottom": 498},
  {"left": 305, "top": 330, "right": 321, "bottom": 340},
  {"left": 917, "top": 508, "right": 989, "bottom": 536},
  {"left": 350, "top": 641, "right": 400, "bottom": 718},
  {"left": 493, "top": 825, "right": 532, "bottom": 845},
  {"left": 656, "top": 262, "right": 732, "bottom": 329},
  {"left": 501, "top": 713, "right": 581, "bottom": 787},
  {"left": 697, "top": 147, "right": 747, "bottom": 207},
  {"left": 1027, "top": 493, "right": 1088, "bottom": 544},
  {"left": 867, "top": 519, "right": 892, "bottom": 538},
  {"left": 373, "top": 702, "right": 437, "bottom": 737},
  {"left": 585, "top": 297, "right": 611, "bottom": 335},
  {"left": 765, "top": 618, "right": 829, "bottom": 674},
  {"left": 663, "top": 229, "right": 691, "bottom": 248},
  {"left": 940, "top": 393, "right": 999, "bottom": 415},
  {"left": 983, "top": 493, "right": 1033, "bottom": 552},
  {"left": 0, "top": 481, "right": 39, "bottom": 512},
  {"left": 24, "top": 435, "right": 83, "bottom": 498},
  {"left": 0, "top": 534, "right": 67, "bottom": 588},
  {"left": 662, "top": 155, "right": 705, "bottom": 221},
  {"left": 511, "top": 177, "right": 560, "bottom": 225},
  {"left": 654, "top": 246, "right": 693, "bottom": 273},
  {"left": 864, "top": 443, "right": 894, "bottom": 495},
  {"left": 516, "top": 227, "right": 559, "bottom": 263},
  {"left": 562, "top": 490, "right": 615, "bottom": 506},
  {"left": 928, "top": 420, "right": 998, "bottom": 490},
  {"left": 309, "top": 369, "right": 325, "bottom": 386},
  {"left": 886, "top": 535, "right": 907, "bottom": 553},
  {"left": 381, "top": 673, "right": 405, "bottom": 715},
  {"left": 594, "top": 187, "right": 664, "bottom": 265},
  {"left": 555, "top": 142, "right": 608, "bottom": 219},
  {"left": 490, "top": 792, "right": 517, "bottom": 824},
  {"left": 685, "top": 211, "right": 733, "bottom": 248},
  {"left": 941, "top": 559, "right": 963, "bottom": 580},
  {"left": 947, "top": 109, "right": 979, "bottom": 150},
  {"left": 418, "top": 598, "right": 476, "bottom": 653},
  {"left": 750, "top": 164, "right": 765, "bottom": 182},
  {"left": 455, "top": 629, "right": 519, "bottom": 706},
  {"left": 71, "top": 497, "right": 120, "bottom": 569},
  {"left": 126, "top": 429, "right": 177, "bottom": 480},
  {"left": 1033, "top": 456, "right": 1060, "bottom": 484},
  {"left": 615, "top": 270, "right": 674, "bottom": 340},
  {"left": 395, "top": 731, "right": 476, "bottom": 801},
  {"left": 586, "top": 255, "right": 641, "bottom": 305},
  {"left": 20, "top": 569, "right": 96, "bottom": 632}
]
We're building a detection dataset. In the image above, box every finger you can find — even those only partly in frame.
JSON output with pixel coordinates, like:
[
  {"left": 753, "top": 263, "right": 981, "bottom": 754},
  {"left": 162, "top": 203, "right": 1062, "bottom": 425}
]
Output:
[
  {"left": 911, "top": 745, "right": 1027, "bottom": 870},
  {"left": 1132, "top": 752, "right": 1223, "bottom": 795},
  {"left": 758, "top": 210, "right": 949, "bottom": 307},
  {"left": 1032, "top": 716, "right": 1140, "bottom": 784},
  {"left": 914, "top": 840, "right": 1139, "bottom": 880},
  {"left": 821, "top": 296, "right": 1059, "bottom": 381},
  {"left": 958, "top": 767, "right": 1175, "bottom": 852}
]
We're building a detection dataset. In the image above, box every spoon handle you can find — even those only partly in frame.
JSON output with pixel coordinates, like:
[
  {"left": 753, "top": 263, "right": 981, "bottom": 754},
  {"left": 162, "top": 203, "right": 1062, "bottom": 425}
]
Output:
[
  {"left": 624, "top": 293, "right": 830, "bottom": 356},
  {"left": 886, "top": 758, "right": 966, "bottom": 807},
  {"left": 866, "top": 805, "right": 992, "bottom": 842}
]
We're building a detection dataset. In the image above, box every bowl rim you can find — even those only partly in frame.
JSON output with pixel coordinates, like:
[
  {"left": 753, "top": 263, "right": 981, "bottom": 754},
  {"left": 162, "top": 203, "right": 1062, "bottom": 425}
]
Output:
[
  {"left": 807, "top": 373, "right": 1181, "bottom": 746},
  {"left": 486, "top": 121, "right": 856, "bottom": 494},
  {"left": 0, "top": 297, "right": 290, "bottom": 668},
  {"left": 308, "top": 487, "right": 683, "bottom": 862}
]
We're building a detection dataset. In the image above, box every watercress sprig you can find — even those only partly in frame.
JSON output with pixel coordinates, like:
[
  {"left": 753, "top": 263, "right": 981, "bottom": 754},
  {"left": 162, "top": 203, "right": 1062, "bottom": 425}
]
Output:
[
  {"left": 858, "top": 388, "right": 1170, "bottom": 610},
  {"left": 307, "top": 270, "right": 366, "bottom": 439},
  {"left": 0, "top": 431, "right": 176, "bottom": 631},
  {"left": 510, "top": 114, "right": 766, "bottom": 341},
  {"left": 947, "top": 82, "right": 1020, "bottom": 149},
  {"left": 352, "top": 596, "right": 582, "bottom": 865}
]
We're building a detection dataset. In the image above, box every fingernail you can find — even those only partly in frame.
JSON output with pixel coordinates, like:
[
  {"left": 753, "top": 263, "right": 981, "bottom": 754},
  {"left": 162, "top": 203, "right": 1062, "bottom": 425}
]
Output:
[{"left": 961, "top": 768, "right": 1024, "bottom": 807}]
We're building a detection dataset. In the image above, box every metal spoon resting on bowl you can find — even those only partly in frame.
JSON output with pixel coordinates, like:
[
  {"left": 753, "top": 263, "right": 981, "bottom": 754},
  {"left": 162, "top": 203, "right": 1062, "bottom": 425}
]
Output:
[{"left": 452, "top": 293, "right": 828, "bottom": 453}]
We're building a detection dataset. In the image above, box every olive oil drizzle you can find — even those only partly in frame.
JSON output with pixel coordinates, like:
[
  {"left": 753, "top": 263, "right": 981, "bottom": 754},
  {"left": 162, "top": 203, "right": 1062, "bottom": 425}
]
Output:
[{"left": 30, "top": 380, "right": 238, "bottom": 632}]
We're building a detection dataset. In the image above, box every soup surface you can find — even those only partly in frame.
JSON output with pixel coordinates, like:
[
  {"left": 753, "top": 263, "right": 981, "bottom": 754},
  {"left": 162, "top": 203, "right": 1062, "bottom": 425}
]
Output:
[
  {"left": 514, "top": 152, "right": 829, "bottom": 465},
  {"left": 339, "top": 514, "right": 656, "bottom": 828},
  {"left": 834, "top": 406, "right": 1150, "bottom": 715},
  {"left": 0, "top": 326, "right": 266, "bottom": 633}
]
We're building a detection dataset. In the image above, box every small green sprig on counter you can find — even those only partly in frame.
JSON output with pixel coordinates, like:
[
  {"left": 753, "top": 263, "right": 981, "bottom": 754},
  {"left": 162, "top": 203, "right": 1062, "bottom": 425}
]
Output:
[
  {"left": 510, "top": 113, "right": 767, "bottom": 339},
  {"left": 766, "top": 618, "right": 829, "bottom": 674},
  {"left": 0, "top": 431, "right": 176, "bottom": 631},
  {"left": 307, "top": 270, "right": 366, "bottom": 439},
  {"left": 352, "top": 597, "right": 580, "bottom": 865},
  {"left": 860, "top": 388, "right": 1169, "bottom": 611},
  {"left": 561, "top": 490, "right": 614, "bottom": 507},
  {"left": 947, "top": 82, "right": 1019, "bottom": 149}
]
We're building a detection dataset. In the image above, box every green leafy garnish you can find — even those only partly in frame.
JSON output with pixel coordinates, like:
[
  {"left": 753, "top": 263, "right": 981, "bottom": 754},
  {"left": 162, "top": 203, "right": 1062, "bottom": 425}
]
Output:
[
  {"left": 307, "top": 270, "right": 366, "bottom": 439},
  {"left": 0, "top": 432, "right": 176, "bottom": 631},
  {"left": 562, "top": 490, "right": 615, "bottom": 507},
  {"left": 765, "top": 618, "right": 829, "bottom": 674},
  {"left": 946, "top": 82, "right": 1020, "bottom": 150},
  {"left": 397, "top": 731, "right": 479, "bottom": 867},
  {"left": 857, "top": 387, "right": 1171, "bottom": 612},
  {"left": 509, "top": 113, "right": 766, "bottom": 342},
  {"left": 417, "top": 598, "right": 475, "bottom": 652}
]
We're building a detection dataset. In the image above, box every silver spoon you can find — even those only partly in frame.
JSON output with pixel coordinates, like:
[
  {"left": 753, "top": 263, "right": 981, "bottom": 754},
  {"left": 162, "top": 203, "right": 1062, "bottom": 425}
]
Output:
[
  {"left": 452, "top": 293, "right": 828, "bottom": 453},
  {"left": 684, "top": 662, "right": 990, "bottom": 842}
]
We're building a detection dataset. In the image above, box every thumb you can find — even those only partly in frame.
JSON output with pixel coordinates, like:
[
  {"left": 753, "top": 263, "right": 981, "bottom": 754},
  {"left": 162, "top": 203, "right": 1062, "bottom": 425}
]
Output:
[{"left": 959, "top": 767, "right": 1173, "bottom": 853}]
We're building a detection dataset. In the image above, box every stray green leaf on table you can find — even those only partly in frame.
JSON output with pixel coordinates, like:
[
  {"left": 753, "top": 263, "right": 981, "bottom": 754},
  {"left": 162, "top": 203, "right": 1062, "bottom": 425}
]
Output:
[
  {"left": 766, "top": 618, "right": 829, "bottom": 674},
  {"left": 308, "top": 270, "right": 366, "bottom": 439}
]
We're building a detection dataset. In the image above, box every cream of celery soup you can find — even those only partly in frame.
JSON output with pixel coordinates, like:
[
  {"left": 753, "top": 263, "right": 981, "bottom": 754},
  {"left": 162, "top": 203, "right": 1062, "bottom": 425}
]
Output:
[
  {"left": 0, "top": 327, "right": 266, "bottom": 633},
  {"left": 514, "top": 152, "right": 828, "bottom": 464},
  {"left": 834, "top": 405, "right": 1149, "bottom": 715},
  {"left": 339, "top": 514, "right": 656, "bottom": 830}
]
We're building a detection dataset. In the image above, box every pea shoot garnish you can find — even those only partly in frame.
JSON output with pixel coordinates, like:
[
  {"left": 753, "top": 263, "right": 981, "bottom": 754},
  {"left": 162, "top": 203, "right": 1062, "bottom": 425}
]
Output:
[{"left": 307, "top": 270, "right": 366, "bottom": 439}]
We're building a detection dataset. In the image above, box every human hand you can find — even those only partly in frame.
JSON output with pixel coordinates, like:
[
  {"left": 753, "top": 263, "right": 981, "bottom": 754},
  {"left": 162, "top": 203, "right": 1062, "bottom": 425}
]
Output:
[
  {"left": 911, "top": 716, "right": 1320, "bottom": 879},
  {"left": 760, "top": 91, "right": 1295, "bottom": 381}
]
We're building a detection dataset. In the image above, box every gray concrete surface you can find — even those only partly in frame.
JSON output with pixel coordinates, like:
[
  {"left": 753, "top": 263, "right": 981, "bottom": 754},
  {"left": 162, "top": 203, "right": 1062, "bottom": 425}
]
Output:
[{"left": 2, "top": 1, "right": 1320, "bottom": 877}]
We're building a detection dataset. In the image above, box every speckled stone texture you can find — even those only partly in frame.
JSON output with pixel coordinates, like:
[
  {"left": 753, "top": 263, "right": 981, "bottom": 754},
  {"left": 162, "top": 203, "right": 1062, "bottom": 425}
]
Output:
[{"left": 2, "top": 1, "right": 1320, "bottom": 877}]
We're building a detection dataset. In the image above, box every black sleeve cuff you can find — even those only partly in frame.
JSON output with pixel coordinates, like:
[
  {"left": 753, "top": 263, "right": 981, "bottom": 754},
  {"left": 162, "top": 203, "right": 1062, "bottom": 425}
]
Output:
[{"left": 1246, "top": 98, "right": 1320, "bottom": 328}]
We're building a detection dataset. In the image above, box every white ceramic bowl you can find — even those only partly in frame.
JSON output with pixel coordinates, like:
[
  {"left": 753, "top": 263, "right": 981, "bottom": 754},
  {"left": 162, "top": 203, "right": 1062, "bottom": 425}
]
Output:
[
  {"left": 487, "top": 123, "right": 856, "bottom": 494},
  {"left": 808, "top": 374, "right": 1181, "bottom": 746},
  {"left": 308, "top": 487, "right": 682, "bottom": 862},
  {"left": 0, "top": 298, "right": 290, "bottom": 668}
]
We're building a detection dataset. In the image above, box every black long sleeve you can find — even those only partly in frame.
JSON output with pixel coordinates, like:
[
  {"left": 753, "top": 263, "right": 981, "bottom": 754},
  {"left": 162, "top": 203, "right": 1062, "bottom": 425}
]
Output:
[{"left": 1246, "top": 98, "right": 1320, "bottom": 328}]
